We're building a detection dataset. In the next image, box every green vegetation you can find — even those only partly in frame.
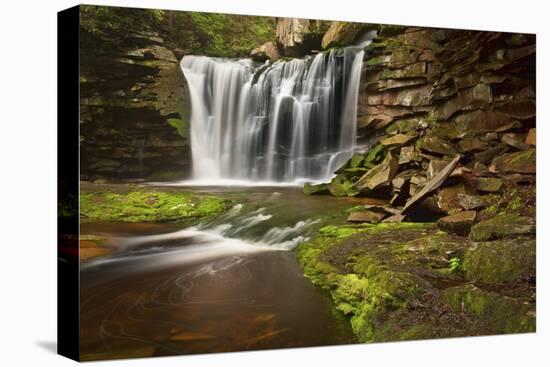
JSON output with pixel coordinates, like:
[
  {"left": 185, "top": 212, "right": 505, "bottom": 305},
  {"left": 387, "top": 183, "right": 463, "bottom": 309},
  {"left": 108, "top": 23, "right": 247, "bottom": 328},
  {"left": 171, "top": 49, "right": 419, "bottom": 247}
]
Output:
[
  {"left": 80, "top": 190, "right": 228, "bottom": 222},
  {"left": 80, "top": 5, "right": 276, "bottom": 57},
  {"left": 449, "top": 257, "right": 462, "bottom": 273},
  {"left": 295, "top": 221, "right": 535, "bottom": 342}
]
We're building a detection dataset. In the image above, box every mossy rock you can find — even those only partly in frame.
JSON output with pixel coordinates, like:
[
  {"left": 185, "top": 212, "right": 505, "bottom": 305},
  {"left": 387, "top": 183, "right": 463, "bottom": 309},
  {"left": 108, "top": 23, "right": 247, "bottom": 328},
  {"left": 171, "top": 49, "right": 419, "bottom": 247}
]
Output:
[
  {"left": 491, "top": 149, "right": 536, "bottom": 174},
  {"left": 469, "top": 214, "right": 535, "bottom": 241},
  {"left": 328, "top": 174, "right": 359, "bottom": 197},
  {"left": 80, "top": 190, "right": 228, "bottom": 222},
  {"left": 442, "top": 285, "right": 535, "bottom": 334},
  {"left": 463, "top": 238, "right": 535, "bottom": 283},
  {"left": 303, "top": 183, "right": 330, "bottom": 195}
]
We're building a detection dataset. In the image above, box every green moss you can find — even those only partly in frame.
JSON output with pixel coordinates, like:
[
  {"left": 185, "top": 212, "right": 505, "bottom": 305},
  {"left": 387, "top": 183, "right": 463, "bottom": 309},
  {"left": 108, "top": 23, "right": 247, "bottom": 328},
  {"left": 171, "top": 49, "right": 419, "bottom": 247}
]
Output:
[
  {"left": 328, "top": 174, "right": 360, "bottom": 197},
  {"left": 167, "top": 117, "right": 189, "bottom": 139},
  {"left": 364, "top": 144, "right": 386, "bottom": 165},
  {"left": 463, "top": 238, "right": 535, "bottom": 283},
  {"left": 469, "top": 214, "right": 535, "bottom": 241},
  {"left": 80, "top": 190, "right": 228, "bottom": 222},
  {"left": 443, "top": 285, "right": 535, "bottom": 334},
  {"left": 319, "top": 225, "right": 364, "bottom": 239}
]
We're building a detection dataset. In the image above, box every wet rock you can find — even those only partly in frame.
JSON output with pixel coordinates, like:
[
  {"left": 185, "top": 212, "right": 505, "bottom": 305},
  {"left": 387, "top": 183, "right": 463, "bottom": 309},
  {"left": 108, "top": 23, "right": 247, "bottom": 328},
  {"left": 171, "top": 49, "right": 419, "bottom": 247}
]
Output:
[
  {"left": 437, "top": 210, "right": 477, "bottom": 236},
  {"left": 380, "top": 133, "right": 417, "bottom": 147},
  {"left": 303, "top": 183, "right": 330, "bottom": 195},
  {"left": 473, "top": 177, "right": 503, "bottom": 193},
  {"left": 355, "top": 153, "right": 399, "bottom": 191},
  {"left": 386, "top": 118, "right": 428, "bottom": 135},
  {"left": 250, "top": 41, "right": 280, "bottom": 62},
  {"left": 490, "top": 149, "right": 535, "bottom": 174},
  {"left": 463, "top": 238, "right": 535, "bottom": 283},
  {"left": 501, "top": 133, "right": 530, "bottom": 151},
  {"left": 417, "top": 135, "right": 457, "bottom": 155},
  {"left": 469, "top": 214, "right": 535, "bottom": 241},
  {"left": 402, "top": 155, "right": 461, "bottom": 212},
  {"left": 525, "top": 128, "right": 536, "bottom": 146}
]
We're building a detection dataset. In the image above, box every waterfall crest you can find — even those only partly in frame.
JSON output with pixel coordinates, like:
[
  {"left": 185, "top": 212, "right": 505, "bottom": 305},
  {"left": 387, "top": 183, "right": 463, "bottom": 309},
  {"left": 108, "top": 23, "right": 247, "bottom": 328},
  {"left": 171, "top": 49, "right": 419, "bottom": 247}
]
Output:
[{"left": 181, "top": 35, "right": 373, "bottom": 184}]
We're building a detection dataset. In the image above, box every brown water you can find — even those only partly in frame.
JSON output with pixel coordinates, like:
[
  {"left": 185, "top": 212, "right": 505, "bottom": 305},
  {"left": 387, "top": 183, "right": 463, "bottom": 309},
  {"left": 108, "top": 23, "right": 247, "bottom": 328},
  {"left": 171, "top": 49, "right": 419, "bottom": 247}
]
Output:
[{"left": 79, "top": 186, "right": 377, "bottom": 360}]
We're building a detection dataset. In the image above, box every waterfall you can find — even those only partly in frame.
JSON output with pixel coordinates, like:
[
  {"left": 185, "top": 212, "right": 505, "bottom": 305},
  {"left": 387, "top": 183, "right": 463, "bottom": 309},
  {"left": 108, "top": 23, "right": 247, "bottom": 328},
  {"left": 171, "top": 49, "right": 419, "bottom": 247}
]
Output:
[{"left": 180, "top": 33, "right": 374, "bottom": 184}]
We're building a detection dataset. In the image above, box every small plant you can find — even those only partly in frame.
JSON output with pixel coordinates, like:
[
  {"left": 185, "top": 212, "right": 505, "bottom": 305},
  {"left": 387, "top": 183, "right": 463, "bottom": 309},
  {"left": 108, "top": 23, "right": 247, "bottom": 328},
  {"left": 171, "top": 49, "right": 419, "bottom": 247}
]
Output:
[{"left": 449, "top": 257, "right": 462, "bottom": 273}]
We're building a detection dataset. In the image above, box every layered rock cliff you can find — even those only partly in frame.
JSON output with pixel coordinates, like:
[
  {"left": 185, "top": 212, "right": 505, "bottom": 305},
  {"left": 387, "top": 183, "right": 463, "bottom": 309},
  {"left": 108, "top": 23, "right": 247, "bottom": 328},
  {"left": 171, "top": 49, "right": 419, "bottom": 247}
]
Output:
[{"left": 80, "top": 27, "right": 191, "bottom": 180}]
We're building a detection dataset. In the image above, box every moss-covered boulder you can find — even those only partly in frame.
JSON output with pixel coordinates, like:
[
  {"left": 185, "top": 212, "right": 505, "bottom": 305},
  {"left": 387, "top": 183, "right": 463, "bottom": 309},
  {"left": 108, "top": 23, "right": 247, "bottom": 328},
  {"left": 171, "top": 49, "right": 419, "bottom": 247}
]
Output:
[
  {"left": 303, "top": 183, "right": 330, "bottom": 195},
  {"left": 463, "top": 238, "right": 535, "bottom": 283},
  {"left": 442, "top": 285, "right": 535, "bottom": 334},
  {"left": 469, "top": 214, "right": 535, "bottom": 241},
  {"left": 490, "top": 149, "right": 536, "bottom": 174},
  {"left": 328, "top": 174, "right": 359, "bottom": 197}
]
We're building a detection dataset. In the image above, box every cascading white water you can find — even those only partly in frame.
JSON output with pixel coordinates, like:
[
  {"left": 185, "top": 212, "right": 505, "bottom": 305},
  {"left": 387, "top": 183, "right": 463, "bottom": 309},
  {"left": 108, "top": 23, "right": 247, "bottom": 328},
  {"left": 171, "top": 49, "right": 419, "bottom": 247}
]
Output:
[{"left": 180, "top": 32, "right": 375, "bottom": 184}]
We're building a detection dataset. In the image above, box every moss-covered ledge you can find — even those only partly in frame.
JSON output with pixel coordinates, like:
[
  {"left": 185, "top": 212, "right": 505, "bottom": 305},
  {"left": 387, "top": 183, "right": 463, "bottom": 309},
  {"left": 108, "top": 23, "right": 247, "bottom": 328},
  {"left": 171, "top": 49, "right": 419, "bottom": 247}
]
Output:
[
  {"left": 80, "top": 189, "right": 229, "bottom": 223},
  {"left": 295, "top": 222, "right": 535, "bottom": 343}
]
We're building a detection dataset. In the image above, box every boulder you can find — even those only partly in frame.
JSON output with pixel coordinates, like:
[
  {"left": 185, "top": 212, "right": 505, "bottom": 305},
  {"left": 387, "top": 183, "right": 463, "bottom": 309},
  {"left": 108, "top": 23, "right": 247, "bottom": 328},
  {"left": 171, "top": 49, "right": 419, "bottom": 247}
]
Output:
[
  {"left": 329, "top": 174, "right": 359, "bottom": 197},
  {"left": 417, "top": 135, "right": 457, "bottom": 155},
  {"left": 380, "top": 133, "right": 417, "bottom": 147},
  {"left": 354, "top": 153, "right": 399, "bottom": 191},
  {"left": 456, "top": 193, "right": 487, "bottom": 210},
  {"left": 347, "top": 209, "right": 387, "bottom": 224},
  {"left": 437, "top": 211, "right": 477, "bottom": 236},
  {"left": 490, "top": 149, "right": 535, "bottom": 174},
  {"left": 402, "top": 155, "right": 461, "bottom": 212},
  {"left": 463, "top": 238, "right": 535, "bottom": 283},
  {"left": 437, "top": 184, "right": 467, "bottom": 213},
  {"left": 398, "top": 146, "right": 415, "bottom": 165},
  {"left": 250, "top": 41, "right": 280, "bottom": 62},
  {"left": 469, "top": 214, "right": 535, "bottom": 241},
  {"left": 525, "top": 128, "right": 536, "bottom": 146},
  {"left": 458, "top": 136, "right": 490, "bottom": 153},
  {"left": 303, "top": 183, "right": 330, "bottom": 195},
  {"left": 473, "top": 144, "right": 509, "bottom": 165},
  {"left": 473, "top": 177, "right": 503, "bottom": 193},
  {"left": 382, "top": 214, "right": 406, "bottom": 223},
  {"left": 501, "top": 133, "right": 530, "bottom": 151},
  {"left": 321, "top": 21, "right": 365, "bottom": 49}
]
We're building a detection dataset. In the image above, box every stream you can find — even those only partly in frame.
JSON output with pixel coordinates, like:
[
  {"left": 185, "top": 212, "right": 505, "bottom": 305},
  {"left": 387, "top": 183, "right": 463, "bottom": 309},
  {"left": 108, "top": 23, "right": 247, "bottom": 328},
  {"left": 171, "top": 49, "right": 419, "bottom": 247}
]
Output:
[{"left": 79, "top": 186, "right": 372, "bottom": 360}]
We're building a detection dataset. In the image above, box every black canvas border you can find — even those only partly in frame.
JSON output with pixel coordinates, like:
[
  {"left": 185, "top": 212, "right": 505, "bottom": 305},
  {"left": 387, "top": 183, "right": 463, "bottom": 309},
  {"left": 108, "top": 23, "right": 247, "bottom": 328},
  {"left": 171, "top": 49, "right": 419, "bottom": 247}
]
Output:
[{"left": 57, "top": 4, "right": 80, "bottom": 362}]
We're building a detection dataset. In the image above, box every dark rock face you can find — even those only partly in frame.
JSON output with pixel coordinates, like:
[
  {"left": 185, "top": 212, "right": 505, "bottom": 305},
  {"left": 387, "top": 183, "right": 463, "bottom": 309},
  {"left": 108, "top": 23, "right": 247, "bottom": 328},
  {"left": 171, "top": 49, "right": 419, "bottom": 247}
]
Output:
[
  {"left": 275, "top": 18, "right": 330, "bottom": 56},
  {"left": 79, "top": 25, "right": 191, "bottom": 180}
]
